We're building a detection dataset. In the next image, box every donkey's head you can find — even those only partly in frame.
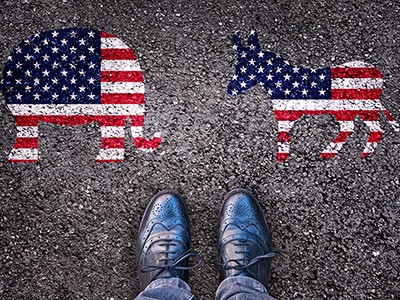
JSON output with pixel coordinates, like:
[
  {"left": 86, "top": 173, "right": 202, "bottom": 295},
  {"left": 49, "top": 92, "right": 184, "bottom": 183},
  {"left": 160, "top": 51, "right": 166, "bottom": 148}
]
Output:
[{"left": 227, "top": 31, "right": 276, "bottom": 96}]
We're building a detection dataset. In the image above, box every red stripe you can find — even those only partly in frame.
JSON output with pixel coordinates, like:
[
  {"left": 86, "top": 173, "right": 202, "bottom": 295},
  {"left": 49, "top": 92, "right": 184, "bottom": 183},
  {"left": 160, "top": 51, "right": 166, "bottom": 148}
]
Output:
[
  {"left": 320, "top": 153, "right": 337, "bottom": 159},
  {"left": 101, "top": 71, "right": 143, "bottom": 82},
  {"left": 276, "top": 153, "right": 289, "bottom": 162},
  {"left": 101, "top": 93, "right": 145, "bottom": 104},
  {"left": 332, "top": 131, "right": 352, "bottom": 143},
  {"left": 274, "top": 110, "right": 380, "bottom": 121},
  {"left": 133, "top": 137, "right": 162, "bottom": 149},
  {"left": 101, "top": 49, "right": 137, "bottom": 60},
  {"left": 101, "top": 137, "right": 125, "bottom": 148},
  {"left": 331, "top": 89, "right": 381, "bottom": 100},
  {"left": 277, "top": 132, "right": 290, "bottom": 143},
  {"left": 101, "top": 31, "right": 116, "bottom": 38},
  {"left": 367, "top": 131, "right": 383, "bottom": 142},
  {"left": 96, "top": 159, "right": 123, "bottom": 163},
  {"left": 14, "top": 137, "right": 38, "bottom": 148},
  {"left": 331, "top": 67, "right": 382, "bottom": 78},
  {"left": 382, "top": 110, "right": 395, "bottom": 121},
  {"left": 9, "top": 159, "right": 38, "bottom": 163},
  {"left": 361, "top": 153, "right": 370, "bottom": 158},
  {"left": 15, "top": 116, "right": 144, "bottom": 126}
]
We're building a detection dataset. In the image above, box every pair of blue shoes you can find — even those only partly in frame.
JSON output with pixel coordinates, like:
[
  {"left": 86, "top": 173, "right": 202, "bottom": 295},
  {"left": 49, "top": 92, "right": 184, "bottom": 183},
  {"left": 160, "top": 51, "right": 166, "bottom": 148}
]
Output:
[{"left": 136, "top": 189, "right": 276, "bottom": 291}]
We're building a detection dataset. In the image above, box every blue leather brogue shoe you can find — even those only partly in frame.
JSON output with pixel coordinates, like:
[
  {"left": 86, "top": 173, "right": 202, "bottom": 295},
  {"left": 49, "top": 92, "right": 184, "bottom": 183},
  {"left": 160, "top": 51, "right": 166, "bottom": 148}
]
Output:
[
  {"left": 218, "top": 188, "right": 276, "bottom": 287},
  {"left": 136, "top": 189, "right": 202, "bottom": 291}
]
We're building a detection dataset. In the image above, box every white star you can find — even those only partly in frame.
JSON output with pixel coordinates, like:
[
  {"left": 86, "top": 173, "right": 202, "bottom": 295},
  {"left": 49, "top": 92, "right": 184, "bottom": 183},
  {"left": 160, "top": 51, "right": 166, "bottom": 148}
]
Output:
[
  {"left": 249, "top": 44, "right": 255, "bottom": 50},
  {"left": 301, "top": 74, "right": 308, "bottom": 80},
  {"left": 293, "top": 67, "right": 300, "bottom": 73},
  {"left": 88, "top": 77, "right": 95, "bottom": 84},
  {"left": 70, "top": 46, "right": 77, "bottom": 52},
  {"left": 16, "top": 93, "right": 22, "bottom": 100},
  {"left": 25, "top": 70, "right": 32, "bottom": 77},
  {"left": 276, "top": 67, "right": 282, "bottom": 73},
  {"left": 258, "top": 51, "right": 264, "bottom": 58},
  {"left": 43, "top": 38, "right": 49, "bottom": 45},
  {"left": 249, "top": 74, "right": 255, "bottom": 80},
  {"left": 231, "top": 89, "right": 238, "bottom": 95},
  {"left": 319, "top": 73, "right": 326, "bottom": 80},
  {"left": 25, "top": 85, "right": 32, "bottom": 91},
  {"left": 52, "top": 31, "right": 59, "bottom": 37},
  {"left": 71, "top": 77, "right": 77, "bottom": 84},
  {"left": 240, "top": 81, "right": 247, "bottom": 88},
  {"left": 61, "top": 85, "right": 68, "bottom": 91},
  {"left": 33, "top": 78, "right": 40, "bottom": 85},
  {"left": 6, "top": 70, "right": 12, "bottom": 76},
  {"left": 241, "top": 52, "right": 246, "bottom": 58},
  {"left": 43, "top": 54, "right": 50, "bottom": 61},
  {"left": 33, "top": 46, "right": 40, "bottom": 53},
  {"left": 70, "top": 31, "right": 77, "bottom": 37},
  {"left": 7, "top": 56, "right": 12, "bottom": 61},
  {"left": 232, "top": 45, "right": 238, "bottom": 50},
  {"left": 33, "top": 33, "right": 39, "bottom": 38},
  {"left": 302, "top": 89, "right": 308, "bottom": 95},
  {"left": 52, "top": 62, "right": 59, "bottom": 69},
  {"left": 267, "top": 89, "right": 273, "bottom": 95},
  {"left": 249, "top": 59, "right": 255, "bottom": 65},
  {"left": 266, "top": 74, "right": 273, "bottom": 81},
  {"left": 16, "top": 62, "right": 22, "bottom": 69},
  {"left": 33, "top": 62, "right": 40, "bottom": 69},
  {"left": 79, "top": 38, "right": 86, "bottom": 45},
  {"left": 52, "top": 93, "right": 59, "bottom": 99},
  {"left": 88, "top": 31, "right": 95, "bottom": 38},
  {"left": 311, "top": 68, "right": 316, "bottom": 73},
  {"left": 16, "top": 47, "right": 22, "bottom": 53},
  {"left": 79, "top": 55, "right": 86, "bottom": 61},
  {"left": 284, "top": 74, "right": 291, "bottom": 81},
  {"left": 70, "top": 63, "right": 76, "bottom": 69},
  {"left": 79, "top": 86, "right": 86, "bottom": 92},
  {"left": 284, "top": 89, "right": 290, "bottom": 95},
  {"left": 61, "top": 54, "right": 68, "bottom": 61},
  {"left": 43, "top": 84, "right": 50, "bottom": 92},
  {"left": 24, "top": 54, "right": 32, "bottom": 61},
  {"left": 240, "top": 66, "right": 247, "bottom": 73},
  {"left": 88, "top": 62, "right": 95, "bottom": 69},
  {"left": 293, "top": 81, "right": 300, "bottom": 88},
  {"left": 88, "top": 46, "right": 95, "bottom": 53},
  {"left": 61, "top": 70, "right": 68, "bottom": 76},
  {"left": 311, "top": 81, "right": 317, "bottom": 87},
  {"left": 250, "top": 30, "right": 256, "bottom": 35},
  {"left": 43, "top": 70, "right": 50, "bottom": 76},
  {"left": 257, "top": 66, "right": 264, "bottom": 73},
  {"left": 88, "top": 93, "right": 95, "bottom": 100},
  {"left": 61, "top": 39, "right": 68, "bottom": 45},
  {"left": 266, "top": 59, "right": 273, "bottom": 65},
  {"left": 24, "top": 39, "right": 31, "bottom": 45},
  {"left": 33, "top": 93, "right": 40, "bottom": 100},
  {"left": 15, "top": 79, "right": 22, "bottom": 84},
  {"left": 319, "top": 89, "right": 326, "bottom": 95},
  {"left": 79, "top": 70, "right": 86, "bottom": 76},
  {"left": 70, "top": 93, "right": 77, "bottom": 100},
  {"left": 275, "top": 81, "right": 282, "bottom": 88},
  {"left": 284, "top": 60, "right": 290, "bottom": 65},
  {"left": 52, "top": 46, "right": 59, "bottom": 53},
  {"left": 232, "top": 74, "right": 238, "bottom": 80},
  {"left": 51, "top": 78, "right": 58, "bottom": 84}
]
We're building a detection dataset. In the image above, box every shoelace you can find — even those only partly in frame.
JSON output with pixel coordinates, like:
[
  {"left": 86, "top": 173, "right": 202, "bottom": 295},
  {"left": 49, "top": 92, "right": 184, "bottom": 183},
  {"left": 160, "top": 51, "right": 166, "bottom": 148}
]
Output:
[
  {"left": 222, "top": 239, "right": 276, "bottom": 278},
  {"left": 141, "top": 242, "right": 203, "bottom": 280}
]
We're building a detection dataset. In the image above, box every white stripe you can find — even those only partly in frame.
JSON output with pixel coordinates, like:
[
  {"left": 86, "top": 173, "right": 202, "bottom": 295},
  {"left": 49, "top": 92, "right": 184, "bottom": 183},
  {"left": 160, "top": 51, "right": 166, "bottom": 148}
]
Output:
[
  {"left": 271, "top": 100, "right": 384, "bottom": 111},
  {"left": 8, "top": 148, "right": 38, "bottom": 160},
  {"left": 131, "top": 126, "right": 143, "bottom": 138},
  {"left": 338, "top": 121, "right": 355, "bottom": 131},
  {"left": 388, "top": 121, "right": 399, "bottom": 132},
  {"left": 277, "top": 142, "right": 289, "bottom": 153},
  {"left": 8, "top": 104, "right": 144, "bottom": 116},
  {"left": 332, "top": 78, "right": 383, "bottom": 89},
  {"left": 336, "top": 61, "right": 373, "bottom": 68},
  {"left": 363, "top": 142, "right": 378, "bottom": 153},
  {"left": 100, "top": 126, "right": 125, "bottom": 138},
  {"left": 363, "top": 121, "right": 382, "bottom": 131},
  {"left": 101, "top": 82, "right": 145, "bottom": 94},
  {"left": 16, "top": 126, "right": 39, "bottom": 137},
  {"left": 277, "top": 121, "right": 294, "bottom": 131},
  {"left": 101, "top": 60, "right": 141, "bottom": 71},
  {"left": 322, "top": 142, "right": 344, "bottom": 153},
  {"left": 96, "top": 148, "right": 124, "bottom": 160},
  {"left": 101, "top": 38, "right": 129, "bottom": 49}
]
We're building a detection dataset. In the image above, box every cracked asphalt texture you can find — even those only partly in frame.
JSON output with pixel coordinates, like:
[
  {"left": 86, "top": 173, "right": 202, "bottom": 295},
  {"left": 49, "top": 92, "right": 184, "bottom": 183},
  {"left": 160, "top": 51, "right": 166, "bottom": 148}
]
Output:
[{"left": 0, "top": 0, "right": 399, "bottom": 299}]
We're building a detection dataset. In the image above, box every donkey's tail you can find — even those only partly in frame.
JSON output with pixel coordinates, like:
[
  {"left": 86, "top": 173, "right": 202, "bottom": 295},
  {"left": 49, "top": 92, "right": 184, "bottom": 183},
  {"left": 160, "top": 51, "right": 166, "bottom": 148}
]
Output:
[{"left": 382, "top": 110, "right": 399, "bottom": 132}]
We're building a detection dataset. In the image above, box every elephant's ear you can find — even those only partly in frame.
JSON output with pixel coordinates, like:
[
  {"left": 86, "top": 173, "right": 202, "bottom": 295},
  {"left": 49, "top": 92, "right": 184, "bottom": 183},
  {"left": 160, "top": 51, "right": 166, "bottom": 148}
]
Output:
[{"left": 247, "top": 30, "right": 260, "bottom": 50}]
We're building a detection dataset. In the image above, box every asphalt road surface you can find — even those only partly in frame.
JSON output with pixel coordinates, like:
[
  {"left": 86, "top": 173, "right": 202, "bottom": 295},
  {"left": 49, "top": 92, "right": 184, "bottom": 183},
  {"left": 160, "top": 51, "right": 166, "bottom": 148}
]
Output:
[{"left": 0, "top": 0, "right": 399, "bottom": 299}]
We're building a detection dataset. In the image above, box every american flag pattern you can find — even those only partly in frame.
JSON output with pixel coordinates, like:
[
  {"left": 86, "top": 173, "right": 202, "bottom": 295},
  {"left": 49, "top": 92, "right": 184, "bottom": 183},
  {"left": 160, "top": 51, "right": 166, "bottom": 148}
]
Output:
[
  {"left": 227, "top": 31, "right": 399, "bottom": 162},
  {"left": 1, "top": 28, "right": 161, "bottom": 163}
]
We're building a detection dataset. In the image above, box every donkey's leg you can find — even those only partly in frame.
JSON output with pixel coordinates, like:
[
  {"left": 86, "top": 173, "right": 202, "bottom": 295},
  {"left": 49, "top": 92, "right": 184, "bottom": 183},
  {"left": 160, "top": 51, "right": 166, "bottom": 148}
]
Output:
[
  {"left": 320, "top": 120, "right": 355, "bottom": 159},
  {"left": 276, "top": 120, "right": 296, "bottom": 162},
  {"left": 131, "top": 116, "right": 161, "bottom": 151},
  {"left": 361, "top": 120, "right": 384, "bottom": 158},
  {"left": 95, "top": 123, "right": 125, "bottom": 163},
  {"left": 8, "top": 125, "right": 39, "bottom": 162}
]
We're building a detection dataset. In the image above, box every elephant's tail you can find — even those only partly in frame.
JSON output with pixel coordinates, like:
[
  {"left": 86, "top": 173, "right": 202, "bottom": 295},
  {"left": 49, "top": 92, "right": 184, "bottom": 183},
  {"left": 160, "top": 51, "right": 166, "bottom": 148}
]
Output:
[{"left": 382, "top": 109, "right": 399, "bottom": 132}]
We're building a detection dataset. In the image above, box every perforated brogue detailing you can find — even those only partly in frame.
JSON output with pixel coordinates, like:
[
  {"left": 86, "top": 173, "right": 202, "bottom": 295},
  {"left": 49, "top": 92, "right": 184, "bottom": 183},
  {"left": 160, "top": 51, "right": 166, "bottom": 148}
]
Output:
[
  {"left": 226, "top": 194, "right": 258, "bottom": 218},
  {"left": 151, "top": 195, "right": 185, "bottom": 219}
]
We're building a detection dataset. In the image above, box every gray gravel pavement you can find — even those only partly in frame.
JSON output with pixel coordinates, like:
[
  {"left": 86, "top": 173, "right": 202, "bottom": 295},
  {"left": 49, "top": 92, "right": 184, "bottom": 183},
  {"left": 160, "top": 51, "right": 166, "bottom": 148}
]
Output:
[{"left": 0, "top": 0, "right": 399, "bottom": 299}]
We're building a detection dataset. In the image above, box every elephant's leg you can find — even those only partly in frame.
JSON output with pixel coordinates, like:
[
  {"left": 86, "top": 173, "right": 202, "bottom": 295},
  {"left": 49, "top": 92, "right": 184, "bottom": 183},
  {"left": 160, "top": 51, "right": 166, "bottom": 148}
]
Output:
[
  {"left": 95, "top": 124, "right": 125, "bottom": 162},
  {"left": 320, "top": 120, "right": 355, "bottom": 159},
  {"left": 276, "top": 120, "right": 296, "bottom": 162},
  {"left": 131, "top": 117, "right": 161, "bottom": 151},
  {"left": 8, "top": 125, "right": 39, "bottom": 162},
  {"left": 361, "top": 120, "right": 383, "bottom": 158}
]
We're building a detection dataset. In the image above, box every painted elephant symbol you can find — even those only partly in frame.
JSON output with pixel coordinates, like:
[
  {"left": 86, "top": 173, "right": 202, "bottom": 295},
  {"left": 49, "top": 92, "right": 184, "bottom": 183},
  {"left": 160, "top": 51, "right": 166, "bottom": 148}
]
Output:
[
  {"left": 0, "top": 28, "right": 161, "bottom": 162},
  {"left": 227, "top": 31, "right": 399, "bottom": 162}
]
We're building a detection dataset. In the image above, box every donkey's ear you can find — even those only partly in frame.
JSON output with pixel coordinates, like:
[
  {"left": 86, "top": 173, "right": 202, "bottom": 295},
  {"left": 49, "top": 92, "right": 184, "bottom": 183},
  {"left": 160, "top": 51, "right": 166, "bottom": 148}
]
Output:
[
  {"left": 247, "top": 30, "right": 260, "bottom": 50},
  {"left": 232, "top": 33, "right": 243, "bottom": 52}
]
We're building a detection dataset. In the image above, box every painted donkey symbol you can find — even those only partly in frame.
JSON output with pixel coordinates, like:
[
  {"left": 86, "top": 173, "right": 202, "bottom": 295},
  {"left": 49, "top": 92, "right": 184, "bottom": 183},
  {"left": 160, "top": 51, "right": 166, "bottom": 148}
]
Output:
[
  {"left": 0, "top": 28, "right": 161, "bottom": 163},
  {"left": 227, "top": 31, "right": 399, "bottom": 162}
]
